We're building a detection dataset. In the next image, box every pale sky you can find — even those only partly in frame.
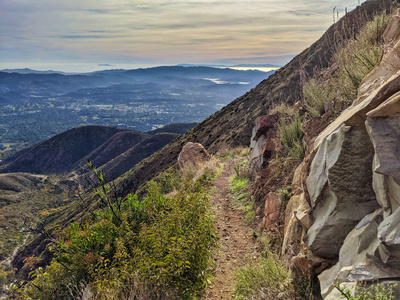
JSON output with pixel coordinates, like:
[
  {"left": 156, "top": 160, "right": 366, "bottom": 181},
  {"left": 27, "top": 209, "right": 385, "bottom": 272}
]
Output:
[{"left": 0, "top": 0, "right": 357, "bottom": 71}]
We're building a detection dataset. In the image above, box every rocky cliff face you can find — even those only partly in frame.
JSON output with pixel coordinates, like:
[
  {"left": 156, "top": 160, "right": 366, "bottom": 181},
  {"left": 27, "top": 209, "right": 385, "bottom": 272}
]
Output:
[{"left": 251, "top": 9, "right": 400, "bottom": 299}]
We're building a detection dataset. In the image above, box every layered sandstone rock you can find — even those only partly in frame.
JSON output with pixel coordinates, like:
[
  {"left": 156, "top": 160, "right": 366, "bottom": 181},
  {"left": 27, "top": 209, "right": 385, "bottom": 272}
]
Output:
[
  {"left": 268, "top": 11, "right": 400, "bottom": 299},
  {"left": 303, "top": 12, "right": 400, "bottom": 298}
]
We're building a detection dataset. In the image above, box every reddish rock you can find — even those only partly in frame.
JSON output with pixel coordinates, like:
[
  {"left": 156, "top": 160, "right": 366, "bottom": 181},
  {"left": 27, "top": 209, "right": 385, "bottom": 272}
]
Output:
[
  {"left": 290, "top": 254, "right": 314, "bottom": 279},
  {"left": 262, "top": 192, "right": 282, "bottom": 228},
  {"left": 253, "top": 168, "right": 271, "bottom": 200},
  {"left": 253, "top": 112, "right": 281, "bottom": 138},
  {"left": 249, "top": 112, "right": 281, "bottom": 175},
  {"left": 178, "top": 142, "right": 210, "bottom": 167}
]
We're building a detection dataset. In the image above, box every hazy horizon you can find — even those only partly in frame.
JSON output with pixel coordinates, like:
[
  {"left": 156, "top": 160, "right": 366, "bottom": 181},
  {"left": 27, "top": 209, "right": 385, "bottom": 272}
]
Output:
[{"left": 0, "top": 62, "right": 281, "bottom": 73}]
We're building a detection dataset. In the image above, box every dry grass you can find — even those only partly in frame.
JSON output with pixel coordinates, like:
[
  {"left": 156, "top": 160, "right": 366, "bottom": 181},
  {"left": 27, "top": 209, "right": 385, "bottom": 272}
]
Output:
[
  {"left": 277, "top": 113, "right": 305, "bottom": 161},
  {"left": 216, "top": 146, "right": 249, "bottom": 158},
  {"left": 303, "top": 78, "right": 335, "bottom": 117},
  {"left": 302, "top": 12, "right": 390, "bottom": 117},
  {"left": 269, "top": 102, "right": 296, "bottom": 116},
  {"left": 180, "top": 157, "right": 222, "bottom": 185}
]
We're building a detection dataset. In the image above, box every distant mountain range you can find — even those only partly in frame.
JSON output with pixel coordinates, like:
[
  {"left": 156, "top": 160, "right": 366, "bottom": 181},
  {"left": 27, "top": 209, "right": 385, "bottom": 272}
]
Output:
[
  {"left": 176, "top": 63, "right": 281, "bottom": 68},
  {"left": 0, "top": 66, "right": 274, "bottom": 157},
  {"left": 0, "top": 68, "right": 72, "bottom": 75}
]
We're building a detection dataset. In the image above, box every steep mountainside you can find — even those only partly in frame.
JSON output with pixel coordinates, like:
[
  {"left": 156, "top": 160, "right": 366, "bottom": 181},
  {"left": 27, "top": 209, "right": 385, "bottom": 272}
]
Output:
[{"left": 115, "top": 0, "right": 393, "bottom": 198}]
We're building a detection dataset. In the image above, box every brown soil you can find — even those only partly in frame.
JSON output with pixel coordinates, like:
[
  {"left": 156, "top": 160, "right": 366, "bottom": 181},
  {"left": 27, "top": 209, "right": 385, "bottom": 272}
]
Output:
[{"left": 202, "top": 157, "right": 259, "bottom": 300}]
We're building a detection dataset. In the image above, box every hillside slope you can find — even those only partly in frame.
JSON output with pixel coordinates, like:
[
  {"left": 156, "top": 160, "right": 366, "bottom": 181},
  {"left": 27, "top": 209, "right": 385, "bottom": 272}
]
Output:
[
  {"left": 70, "top": 130, "right": 151, "bottom": 176},
  {"left": 0, "top": 126, "right": 127, "bottom": 174}
]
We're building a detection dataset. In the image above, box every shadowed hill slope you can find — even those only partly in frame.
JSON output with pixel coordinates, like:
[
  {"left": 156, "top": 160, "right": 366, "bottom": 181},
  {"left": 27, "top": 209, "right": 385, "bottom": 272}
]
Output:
[
  {"left": 115, "top": 0, "right": 394, "bottom": 198},
  {"left": 94, "top": 132, "right": 179, "bottom": 184},
  {"left": 70, "top": 130, "right": 151, "bottom": 176},
  {"left": 0, "top": 126, "right": 126, "bottom": 174}
]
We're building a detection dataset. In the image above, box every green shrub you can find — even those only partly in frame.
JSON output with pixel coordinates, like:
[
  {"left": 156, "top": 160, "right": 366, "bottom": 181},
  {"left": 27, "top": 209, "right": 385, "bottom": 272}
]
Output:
[
  {"left": 233, "top": 253, "right": 294, "bottom": 299},
  {"left": 157, "top": 167, "right": 180, "bottom": 194},
  {"left": 278, "top": 114, "right": 305, "bottom": 160},
  {"left": 20, "top": 170, "right": 217, "bottom": 299},
  {"left": 335, "top": 281, "right": 398, "bottom": 300}
]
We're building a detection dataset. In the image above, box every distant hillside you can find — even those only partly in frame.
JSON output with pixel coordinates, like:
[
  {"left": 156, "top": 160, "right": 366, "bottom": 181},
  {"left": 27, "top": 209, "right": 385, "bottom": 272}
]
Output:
[
  {"left": 0, "top": 126, "right": 126, "bottom": 174},
  {"left": 70, "top": 130, "right": 151, "bottom": 176},
  {"left": 87, "top": 132, "right": 179, "bottom": 184},
  {"left": 115, "top": 0, "right": 393, "bottom": 198},
  {"left": 0, "top": 121, "right": 194, "bottom": 177},
  {"left": 0, "top": 68, "right": 70, "bottom": 75}
]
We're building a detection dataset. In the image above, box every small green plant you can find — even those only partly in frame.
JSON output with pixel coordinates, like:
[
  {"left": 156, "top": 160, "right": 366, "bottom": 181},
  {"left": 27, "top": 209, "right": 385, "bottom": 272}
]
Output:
[
  {"left": 233, "top": 160, "right": 249, "bottom": 178},
  {"left": 277, "top": 185, "right": 292, "bottom": 206},
  {"left": 335, "top": 281, "right": 398, "bottom": 300},
  {"left": 278, "top": 114, "right": 306, "bottom": 160},
  {"left": 229, "top": 175, "right": 249, "bottom": 194},
  {"left": 229, "top": 174, "right": 256, "bottom": 224}
]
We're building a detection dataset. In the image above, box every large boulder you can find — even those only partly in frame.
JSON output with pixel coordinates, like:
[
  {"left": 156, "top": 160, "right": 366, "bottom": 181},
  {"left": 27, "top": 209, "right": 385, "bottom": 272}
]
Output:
[{"left": 177, "top": 142, "right": 210, "bottom": 168}]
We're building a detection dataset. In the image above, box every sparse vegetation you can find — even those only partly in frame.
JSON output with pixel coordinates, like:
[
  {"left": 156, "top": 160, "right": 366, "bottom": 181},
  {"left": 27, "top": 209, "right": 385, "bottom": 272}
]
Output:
[
  {"left": 303, "top": 12, "right": 390, "bottom": 117},
  {"left": 269, "top": 102, "right": 295, "bottom": 116},
  {"left": 303, "top": 78, "right": 335, "bottom": 117},
  {"left": 233, "top": 252, "right": 294, "bottom": 300},
  {"left": 335, "top": 13, "right": 389, "bottom": 100},
  {"left": 229, "top": 160, "right": 255, "bottom": 224},
  {"left": 216, "top": 146, "right": 249, "bottom": 159},
  {"left": 277, "top": 185, "right": 292, "bottom": 207}
]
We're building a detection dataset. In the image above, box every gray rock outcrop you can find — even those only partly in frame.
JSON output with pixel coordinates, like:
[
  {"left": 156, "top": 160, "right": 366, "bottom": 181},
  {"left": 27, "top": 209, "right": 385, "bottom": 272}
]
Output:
[{"left": 280, "top": 10, "right": 400, "bottom": 298}]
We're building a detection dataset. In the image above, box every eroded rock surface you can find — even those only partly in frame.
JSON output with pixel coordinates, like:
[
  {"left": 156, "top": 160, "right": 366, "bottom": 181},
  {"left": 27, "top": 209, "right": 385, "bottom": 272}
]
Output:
[{"left": 278, "top": 11, "right": 400, "bottom": 298}]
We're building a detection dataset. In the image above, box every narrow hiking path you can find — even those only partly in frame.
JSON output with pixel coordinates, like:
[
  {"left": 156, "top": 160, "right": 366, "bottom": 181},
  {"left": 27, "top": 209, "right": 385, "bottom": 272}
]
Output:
[{"left": 202, "top": 157, "right": 259, "bottom": 299}]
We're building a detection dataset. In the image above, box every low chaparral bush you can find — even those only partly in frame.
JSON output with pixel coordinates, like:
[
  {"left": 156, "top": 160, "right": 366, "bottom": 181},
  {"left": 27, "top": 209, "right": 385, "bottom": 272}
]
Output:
[{"left": 19, "top": 167, "right": 217, "bottom": 300}]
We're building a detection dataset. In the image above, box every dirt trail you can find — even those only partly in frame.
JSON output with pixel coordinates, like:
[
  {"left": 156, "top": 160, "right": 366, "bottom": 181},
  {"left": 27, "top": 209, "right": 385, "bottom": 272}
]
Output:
[{"left": 202, "top": 157, "right": 259, "bottom": 299}]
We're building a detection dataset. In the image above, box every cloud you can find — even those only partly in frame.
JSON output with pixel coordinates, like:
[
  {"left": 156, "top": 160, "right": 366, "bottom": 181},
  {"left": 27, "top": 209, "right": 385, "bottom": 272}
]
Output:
[
  {"left": 0, "top": 0, "right": 355, "bottom": 67},
  {"left": 60, "top": 35, "right": 109, "bottom": 39}
]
